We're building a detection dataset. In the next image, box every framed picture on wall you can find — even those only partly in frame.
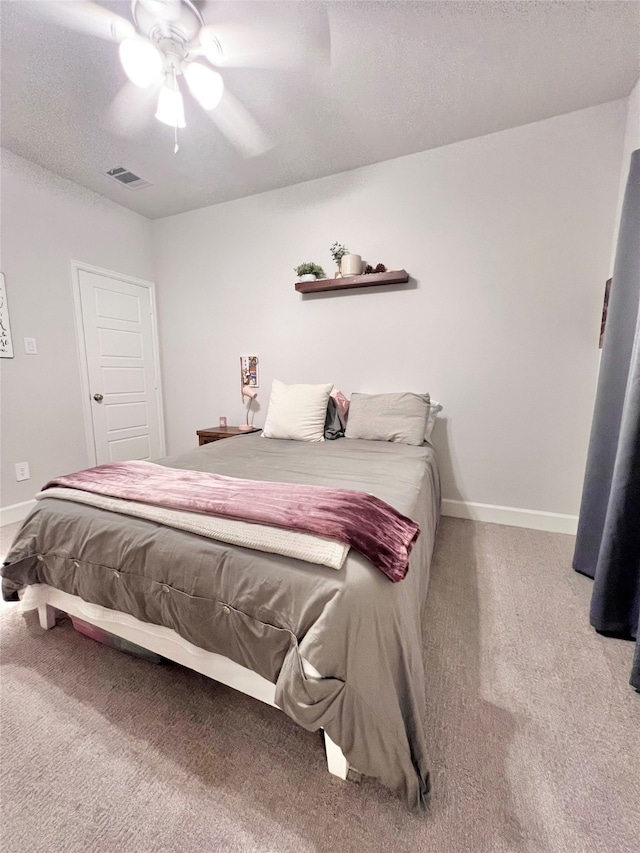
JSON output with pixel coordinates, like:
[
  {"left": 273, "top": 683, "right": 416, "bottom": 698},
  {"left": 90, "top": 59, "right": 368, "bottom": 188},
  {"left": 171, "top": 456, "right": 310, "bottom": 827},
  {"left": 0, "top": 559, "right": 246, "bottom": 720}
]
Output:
[
  {"left": 0, "top": 273, "right": 14, "bottom": 358},
  {"left": 600, "top": 278, "right": 611, "bottom": 349},
  {"left": 240, "top": 354, "right": 259, "bottom": 388}
]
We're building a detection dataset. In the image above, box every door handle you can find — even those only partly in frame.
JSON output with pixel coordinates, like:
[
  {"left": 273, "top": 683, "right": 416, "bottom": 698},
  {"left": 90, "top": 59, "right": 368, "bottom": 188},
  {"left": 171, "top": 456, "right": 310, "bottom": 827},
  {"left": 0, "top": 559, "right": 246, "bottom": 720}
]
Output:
[{"left": 93, "top": 393, "right": 104, "bottom": 403}]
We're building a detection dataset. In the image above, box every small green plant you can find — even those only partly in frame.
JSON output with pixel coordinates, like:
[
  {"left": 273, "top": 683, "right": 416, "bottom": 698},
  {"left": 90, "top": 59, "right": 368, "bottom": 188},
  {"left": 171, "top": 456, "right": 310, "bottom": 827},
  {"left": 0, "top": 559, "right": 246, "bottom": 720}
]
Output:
[
  {"left": 294, "top": 261, "right": 326, "bottom": 279},
  {"left": 330, "top": 242, "right": 348, "bottom": 266}
]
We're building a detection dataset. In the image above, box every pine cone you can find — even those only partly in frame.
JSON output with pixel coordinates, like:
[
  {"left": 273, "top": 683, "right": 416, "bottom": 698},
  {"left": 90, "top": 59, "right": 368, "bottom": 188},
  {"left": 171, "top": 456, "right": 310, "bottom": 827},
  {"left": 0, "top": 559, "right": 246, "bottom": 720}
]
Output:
[
  {"left": 375, "top": 263, "right": 386, "bottom": 273},
  {"left": 365, "top": 264, "right": 374, "bottom": 274}
]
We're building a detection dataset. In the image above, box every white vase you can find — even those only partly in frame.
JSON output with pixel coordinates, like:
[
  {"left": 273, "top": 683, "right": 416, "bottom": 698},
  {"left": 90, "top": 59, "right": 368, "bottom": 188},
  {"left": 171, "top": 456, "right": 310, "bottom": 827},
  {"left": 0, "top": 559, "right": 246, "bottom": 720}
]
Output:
[
  {"left": 298, "top": 273, "right": 317, "bottom": 282},
  {"left": 341, "top": 254, "right": 362, "bottom": 276}
]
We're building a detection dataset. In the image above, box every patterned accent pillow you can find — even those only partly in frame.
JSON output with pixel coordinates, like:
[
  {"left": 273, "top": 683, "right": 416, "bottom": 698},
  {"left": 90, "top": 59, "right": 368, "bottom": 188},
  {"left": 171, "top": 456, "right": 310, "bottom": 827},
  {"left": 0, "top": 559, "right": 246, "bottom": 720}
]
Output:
[
  {"left": 324, "top": 389, "right": 350, "bottom": 439},
  {"left": 324, "top": 397, "right": 346, "bottom": 439}
]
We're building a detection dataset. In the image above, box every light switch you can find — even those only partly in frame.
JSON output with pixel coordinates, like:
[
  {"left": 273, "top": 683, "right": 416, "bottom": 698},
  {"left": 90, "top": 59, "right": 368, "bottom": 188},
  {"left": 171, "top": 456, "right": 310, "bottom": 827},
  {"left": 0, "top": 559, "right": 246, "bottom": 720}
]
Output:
[{"left": 24, "top": 337, "right": 37, "bottom": 354}]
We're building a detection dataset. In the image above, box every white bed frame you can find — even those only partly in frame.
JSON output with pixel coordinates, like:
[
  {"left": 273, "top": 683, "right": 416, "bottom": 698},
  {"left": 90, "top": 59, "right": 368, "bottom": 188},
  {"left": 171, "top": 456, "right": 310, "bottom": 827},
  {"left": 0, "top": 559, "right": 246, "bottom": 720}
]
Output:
[{"left": 30, "top": 585, "right": 350, "bottom": 782}]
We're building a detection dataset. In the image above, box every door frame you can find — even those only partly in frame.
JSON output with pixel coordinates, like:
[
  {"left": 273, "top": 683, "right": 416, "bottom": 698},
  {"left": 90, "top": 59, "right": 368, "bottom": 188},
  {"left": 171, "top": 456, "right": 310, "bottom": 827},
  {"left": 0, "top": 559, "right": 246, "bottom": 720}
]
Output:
[{"left": 70, "top": 260, "right": 166, "bottom": 467}]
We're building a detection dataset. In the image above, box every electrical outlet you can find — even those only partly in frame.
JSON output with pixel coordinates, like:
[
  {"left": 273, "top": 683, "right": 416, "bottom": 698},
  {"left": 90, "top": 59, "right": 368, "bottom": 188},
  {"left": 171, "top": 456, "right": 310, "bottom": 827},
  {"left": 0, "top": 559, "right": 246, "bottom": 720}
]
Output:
[
  {"left": 24, "top": 338, "right": 37, "bottom": 354},
  {"left": 15, "top": 462, "right": 30, "bottom": 481}
]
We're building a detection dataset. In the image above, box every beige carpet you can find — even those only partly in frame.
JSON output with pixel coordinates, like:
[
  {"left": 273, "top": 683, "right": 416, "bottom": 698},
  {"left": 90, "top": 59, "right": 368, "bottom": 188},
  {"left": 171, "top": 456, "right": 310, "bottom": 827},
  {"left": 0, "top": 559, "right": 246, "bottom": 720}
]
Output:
[{"left": 1, "top": 518, "right": 638, "bottom": 853}]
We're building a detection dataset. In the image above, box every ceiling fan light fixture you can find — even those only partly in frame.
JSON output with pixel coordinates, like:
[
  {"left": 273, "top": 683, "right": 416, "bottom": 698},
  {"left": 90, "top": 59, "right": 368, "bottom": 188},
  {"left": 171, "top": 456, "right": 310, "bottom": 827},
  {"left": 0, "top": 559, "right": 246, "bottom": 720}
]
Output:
[
  {"left": 184, "top": 62, "right": 224, "bottom": 111},
  {"left": 119, "top": 38, "right": 163, "bottom": 88},
  {"left": 155, "top": 76, "right": 186, "bottom": 128}
]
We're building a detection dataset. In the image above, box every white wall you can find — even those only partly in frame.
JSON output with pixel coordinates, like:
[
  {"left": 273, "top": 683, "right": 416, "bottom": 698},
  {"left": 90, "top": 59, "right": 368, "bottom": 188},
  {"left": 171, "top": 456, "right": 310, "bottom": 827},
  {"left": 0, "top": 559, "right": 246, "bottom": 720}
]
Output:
[
  {"left": 622, "top": 76, "right": 640, "bottom": 173},
  {"left": 151, "top": 100, "right": 626, "bottom": 525},
  {"left": 611, "top": 77, "right": 640, "bottom": 260},
  {"left": 0, "top": 151, "right": 155, "bottom": 515}
]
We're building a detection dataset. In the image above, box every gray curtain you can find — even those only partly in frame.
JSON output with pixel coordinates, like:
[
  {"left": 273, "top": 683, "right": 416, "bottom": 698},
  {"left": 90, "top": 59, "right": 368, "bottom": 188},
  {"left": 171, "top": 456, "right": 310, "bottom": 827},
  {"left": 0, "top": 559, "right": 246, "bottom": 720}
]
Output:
[{"left": 573, "top": 150, "right": 640, "bottom": 680}]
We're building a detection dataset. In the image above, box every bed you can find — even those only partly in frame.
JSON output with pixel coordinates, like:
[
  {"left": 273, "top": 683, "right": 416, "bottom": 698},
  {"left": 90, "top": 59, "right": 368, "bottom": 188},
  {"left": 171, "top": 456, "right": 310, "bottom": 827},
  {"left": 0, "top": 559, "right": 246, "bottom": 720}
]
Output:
[{"left": 2, "top": 432, "right": 441, "bottom": 809}]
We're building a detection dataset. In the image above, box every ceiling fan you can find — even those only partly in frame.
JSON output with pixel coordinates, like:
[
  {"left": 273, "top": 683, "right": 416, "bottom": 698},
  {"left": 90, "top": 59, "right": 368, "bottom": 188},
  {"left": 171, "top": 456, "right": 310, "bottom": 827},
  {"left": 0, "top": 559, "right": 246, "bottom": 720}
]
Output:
[{"left": 37, "top": 0, "right": 331, "bottom": 155}]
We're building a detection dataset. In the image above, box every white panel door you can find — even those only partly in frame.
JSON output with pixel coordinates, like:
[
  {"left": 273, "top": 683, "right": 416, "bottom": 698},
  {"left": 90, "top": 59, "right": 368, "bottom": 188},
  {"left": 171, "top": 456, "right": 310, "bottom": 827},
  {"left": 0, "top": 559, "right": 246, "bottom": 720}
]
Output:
[{"left": 78, "top": 269, "right": 163, "bottom": 465}]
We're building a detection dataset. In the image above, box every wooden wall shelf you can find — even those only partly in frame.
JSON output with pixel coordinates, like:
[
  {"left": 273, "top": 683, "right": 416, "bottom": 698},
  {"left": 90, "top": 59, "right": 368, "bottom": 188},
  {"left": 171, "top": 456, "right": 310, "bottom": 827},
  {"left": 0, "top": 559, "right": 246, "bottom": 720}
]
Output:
[{"left": 295, "top": 269, "right": 409, "bottom": 294}]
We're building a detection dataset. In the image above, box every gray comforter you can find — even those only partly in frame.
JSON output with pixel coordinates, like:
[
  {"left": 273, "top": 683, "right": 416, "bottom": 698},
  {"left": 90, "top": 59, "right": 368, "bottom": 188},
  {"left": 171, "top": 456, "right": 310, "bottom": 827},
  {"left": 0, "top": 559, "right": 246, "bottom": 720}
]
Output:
[{"left": 2, "top": 435, "right": 441, "bottom": 808}]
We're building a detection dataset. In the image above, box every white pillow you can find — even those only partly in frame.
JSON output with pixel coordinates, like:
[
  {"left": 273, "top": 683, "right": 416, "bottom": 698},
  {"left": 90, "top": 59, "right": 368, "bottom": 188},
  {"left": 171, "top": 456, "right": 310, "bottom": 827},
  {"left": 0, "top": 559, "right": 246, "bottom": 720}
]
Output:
[
  {"left": 262, "top": 380, "right": 333, "bottom": 442},
  {"left": 425, "top": 400, "right": 443, "bottom": 440}
]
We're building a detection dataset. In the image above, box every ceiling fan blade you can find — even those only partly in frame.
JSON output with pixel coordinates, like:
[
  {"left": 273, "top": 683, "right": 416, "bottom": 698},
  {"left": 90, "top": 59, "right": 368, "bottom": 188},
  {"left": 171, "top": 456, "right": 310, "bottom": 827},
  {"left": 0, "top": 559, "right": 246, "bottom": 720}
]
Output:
[
  {"left": 198, "top": 2, "right": 331, "bottom": 70},
  {"left": 34, "top": 0, "right": 135, "bottom": 43},
  {"left": 205, "top": 90, "right": 272, "bottom": 159},
  {"left": 103, "top": 81, "right": 161, "bottom": 139}
]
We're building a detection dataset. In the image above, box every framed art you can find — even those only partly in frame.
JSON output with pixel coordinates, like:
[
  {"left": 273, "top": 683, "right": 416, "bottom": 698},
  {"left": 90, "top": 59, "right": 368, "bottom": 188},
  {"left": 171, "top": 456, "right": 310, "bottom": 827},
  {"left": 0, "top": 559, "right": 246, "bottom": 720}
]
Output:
[
  {"left": 600, "top": 278, "right": 611, "bottom": 349},
  {"left": 0, "top": 273, "right": 14, "bottom": 358},
  {"left": 240, "top": 354, "right": 259, "bottom": 388}
]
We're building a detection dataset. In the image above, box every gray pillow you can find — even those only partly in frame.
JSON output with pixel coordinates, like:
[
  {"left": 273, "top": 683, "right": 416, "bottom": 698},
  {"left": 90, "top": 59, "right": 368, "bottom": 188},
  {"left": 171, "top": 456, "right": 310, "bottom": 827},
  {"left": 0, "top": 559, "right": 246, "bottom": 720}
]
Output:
[{"left": 345, "top": 392, "right": 430, "bottom": 446}]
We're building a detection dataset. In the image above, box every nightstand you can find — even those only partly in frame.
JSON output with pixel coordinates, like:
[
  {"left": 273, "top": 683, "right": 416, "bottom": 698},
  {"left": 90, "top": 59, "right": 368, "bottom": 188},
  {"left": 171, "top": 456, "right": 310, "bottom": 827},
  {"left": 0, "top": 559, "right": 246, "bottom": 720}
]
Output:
[{"left": 197, "top": 426, "right": 260, "bottom": 446}]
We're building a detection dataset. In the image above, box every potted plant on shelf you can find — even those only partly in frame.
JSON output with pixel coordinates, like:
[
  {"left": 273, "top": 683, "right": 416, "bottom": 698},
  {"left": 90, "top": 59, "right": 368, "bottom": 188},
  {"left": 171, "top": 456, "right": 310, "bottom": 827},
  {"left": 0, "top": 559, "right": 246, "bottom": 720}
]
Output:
[
  {"left": 330, "top": 242, "right": 348, "bottom": 277},
  {"left": 295, "top": 262, "right": 326, "bottom": 282}
]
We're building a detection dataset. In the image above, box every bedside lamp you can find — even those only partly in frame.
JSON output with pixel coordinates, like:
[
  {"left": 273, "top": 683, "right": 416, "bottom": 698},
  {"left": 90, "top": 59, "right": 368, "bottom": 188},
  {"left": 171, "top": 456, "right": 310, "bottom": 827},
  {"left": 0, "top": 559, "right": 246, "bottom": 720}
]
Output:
[{"left": 239, "top": 385, "right": 258, "bottom": 431}]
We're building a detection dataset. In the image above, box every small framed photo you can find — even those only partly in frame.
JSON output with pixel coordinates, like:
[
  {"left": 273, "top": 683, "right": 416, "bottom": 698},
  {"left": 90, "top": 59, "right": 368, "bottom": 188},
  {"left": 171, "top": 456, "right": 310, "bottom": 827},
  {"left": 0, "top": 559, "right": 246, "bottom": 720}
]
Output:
[
  {"left": 599, "top": 278, "right": 611, "bottom": 349},
  {"left": 0, "top": 273, "right": 14, "bottom": 358},
  {"left": 240, "top": 354, "right": 259, "bottom": 388}
]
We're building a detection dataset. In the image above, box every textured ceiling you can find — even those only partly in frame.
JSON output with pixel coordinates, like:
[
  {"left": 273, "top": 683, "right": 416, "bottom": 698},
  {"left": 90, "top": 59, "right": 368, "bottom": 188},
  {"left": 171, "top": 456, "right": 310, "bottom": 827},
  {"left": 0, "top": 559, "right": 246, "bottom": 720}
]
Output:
[{"left": 2, "top": 0, "right": 639, "bottom": 219}]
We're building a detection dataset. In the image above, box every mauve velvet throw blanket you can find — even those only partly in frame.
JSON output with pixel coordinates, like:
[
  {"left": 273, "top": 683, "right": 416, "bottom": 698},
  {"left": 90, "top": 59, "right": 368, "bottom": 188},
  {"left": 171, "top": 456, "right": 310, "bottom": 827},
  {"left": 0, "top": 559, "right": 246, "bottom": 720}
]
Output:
[{"left": 43, "top": 461, "right": 420, "bottom": 582}]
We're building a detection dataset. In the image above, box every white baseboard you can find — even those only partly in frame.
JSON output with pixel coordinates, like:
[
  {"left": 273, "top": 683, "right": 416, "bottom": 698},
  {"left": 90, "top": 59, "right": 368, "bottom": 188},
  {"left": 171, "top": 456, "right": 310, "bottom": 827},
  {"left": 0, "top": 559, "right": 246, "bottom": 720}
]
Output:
[
  {"left": 0, "top": 499, "right": 36, "bottom": 527},
  {"left": 441, "top": 499, "right": 578, "bottom": 535}
]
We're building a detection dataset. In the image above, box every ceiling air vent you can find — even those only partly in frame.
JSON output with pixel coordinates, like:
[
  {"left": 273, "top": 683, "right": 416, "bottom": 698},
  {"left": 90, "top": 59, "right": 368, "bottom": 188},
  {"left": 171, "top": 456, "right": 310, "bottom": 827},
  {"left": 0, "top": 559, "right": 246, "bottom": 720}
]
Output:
[{"left": 105, "top": 167, "right": 151, "bottom": 191}]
